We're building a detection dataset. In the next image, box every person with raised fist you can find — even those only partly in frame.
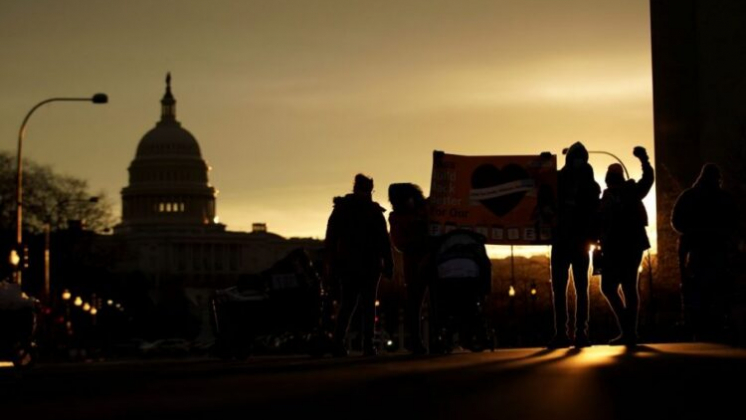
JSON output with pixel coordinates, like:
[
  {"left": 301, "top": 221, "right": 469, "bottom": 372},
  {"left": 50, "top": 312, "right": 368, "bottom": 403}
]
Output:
[{"left": 598, "top": 146, "right": 654, "bottom": 347}]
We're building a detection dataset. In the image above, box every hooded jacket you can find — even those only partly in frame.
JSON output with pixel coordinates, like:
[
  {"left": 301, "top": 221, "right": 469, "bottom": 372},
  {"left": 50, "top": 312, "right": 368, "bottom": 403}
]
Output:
[
  {"left": 599, "top": 157, "right": 654, "bottom": 253},
  {"left": 555, "top": 142, "right": 601, "bottom": 248},
  {"left": 671, "top": 164, "right": 737, "bottom": 254},
  {"left": 324, "top": 193, "right": 393, "bottom": 275}
]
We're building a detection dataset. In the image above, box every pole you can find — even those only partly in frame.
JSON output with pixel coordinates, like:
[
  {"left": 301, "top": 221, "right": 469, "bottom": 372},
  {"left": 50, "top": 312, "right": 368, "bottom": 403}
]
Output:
[
  {"left": 13, "top": 95, "right": 108, "bottom": 285},
  {"left": 44, "top": 223, "right": 50, "bottom": 302},
  {"left": 561, "top": 148, "right": 630, "bottom": 179}
]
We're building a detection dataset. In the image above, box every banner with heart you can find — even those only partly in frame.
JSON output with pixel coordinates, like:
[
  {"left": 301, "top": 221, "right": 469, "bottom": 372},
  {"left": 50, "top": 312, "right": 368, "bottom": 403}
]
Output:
[{"left": 428, "top": 151, "right": 557, "bottom": 245}]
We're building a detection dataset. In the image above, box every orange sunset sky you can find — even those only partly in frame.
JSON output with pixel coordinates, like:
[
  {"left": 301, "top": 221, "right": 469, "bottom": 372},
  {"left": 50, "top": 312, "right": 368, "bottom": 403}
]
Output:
[{"left": 0, "top": 1, "right": 656, "bottom": 254}]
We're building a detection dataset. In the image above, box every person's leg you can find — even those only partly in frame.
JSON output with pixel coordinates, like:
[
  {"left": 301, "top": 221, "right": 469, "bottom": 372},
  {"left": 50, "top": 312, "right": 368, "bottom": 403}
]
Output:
[
  {"left": 601, "top": 254, "right": 626, "bottom": 342},
  {"left": 707, "top": 251, "right": 731, "bottom": 342},
  {"left": 679, "top": 239, "right": 696, "bottom": 340},
  {"left": 404, "top": 254, "right": 428, "bottom": 353},
  {"left": 571, "top": 247, "right": 591, "bottom": 345},
  {"left": 619, "top": 250, "right": 643, "bottom": 345},
  {"left": 550, "top": 245, "right": 571, "bottom": 347},
  {"left": 688, "top": 251, "right": 708, "bottom": 341},
  {"left": 406, "top": 281, "right": 428, "bottom": 353},
  {"left": 333, "top": 277, "right": 361, "bottom": 355},
  {"left": 361, "top": 273, "right": 381, "bottom": 355}
]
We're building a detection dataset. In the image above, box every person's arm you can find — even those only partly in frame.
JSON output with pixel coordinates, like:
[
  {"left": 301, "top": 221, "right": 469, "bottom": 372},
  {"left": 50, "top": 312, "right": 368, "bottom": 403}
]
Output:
[
  {"left": 633, "top": 146, "right": 655, "bottom": 199},
  {"left": 323, "top": 207, "right": 340, "bottom": 279},
  {"left": 588, "top": 180, "right": 602, "bottom": 242},
  {"left": 670, "top": 191, "right": 691, "bottom": 235},
  {"left": 388, "top": 212, "right": 405, "bottom": 253}
]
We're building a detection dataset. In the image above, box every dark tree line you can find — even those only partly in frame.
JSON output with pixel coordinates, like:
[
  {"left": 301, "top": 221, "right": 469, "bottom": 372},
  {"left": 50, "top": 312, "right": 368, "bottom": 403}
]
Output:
[{"left": 0, "top": 151, "right": 114, "bottom": 234}]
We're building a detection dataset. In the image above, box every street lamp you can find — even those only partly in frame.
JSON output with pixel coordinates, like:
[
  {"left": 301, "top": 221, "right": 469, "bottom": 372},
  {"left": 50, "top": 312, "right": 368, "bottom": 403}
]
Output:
[
  {"left": 13, "top": 94, "right": 108, "bottom": 285},
  {"left": 561, "top": 148, "right": 630, "bottom": 179}
]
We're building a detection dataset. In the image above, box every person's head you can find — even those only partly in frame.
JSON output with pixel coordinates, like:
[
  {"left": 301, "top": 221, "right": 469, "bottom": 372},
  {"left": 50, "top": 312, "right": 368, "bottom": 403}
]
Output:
[
  {"left": 353, "top": 173, "right": 374, "bottom": 200},
  {"left": 564, "top": 142, "right": 589, "bottom": 169},
  {"left": 605, "top": 163, "right": 625, "bottom": 187},
  {"left": 694, "top": 163, "right": 722, "bottom": 189},
  {"left": 388, "top": 183, "right": 425, "bottom": 212}
]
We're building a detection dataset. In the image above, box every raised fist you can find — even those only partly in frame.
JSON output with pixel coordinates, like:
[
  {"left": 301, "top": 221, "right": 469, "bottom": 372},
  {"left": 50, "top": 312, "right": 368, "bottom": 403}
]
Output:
[{"left": 633, "top": 146, "right": 648, "bottom": 161}]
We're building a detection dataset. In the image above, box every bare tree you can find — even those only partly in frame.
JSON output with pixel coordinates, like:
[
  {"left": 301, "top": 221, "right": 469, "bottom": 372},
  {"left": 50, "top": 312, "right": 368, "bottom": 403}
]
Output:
[{"left": 0, "top": 151, "right": 115, "bottom": 233}]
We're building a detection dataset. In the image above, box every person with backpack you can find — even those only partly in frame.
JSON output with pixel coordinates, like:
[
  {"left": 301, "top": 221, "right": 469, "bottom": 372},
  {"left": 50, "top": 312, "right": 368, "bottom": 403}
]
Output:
[
  {"left": 388, "top": 183, "right": 430, "bottom": 355},
  {"left": 427, "top": 229, "right": 492, "bottom": 354},
  {"left": 598, "top": 146, "right": 654, "bottom": 347},
  {"left": 325, "top": 174, "right": 394, "bottom": 356}
]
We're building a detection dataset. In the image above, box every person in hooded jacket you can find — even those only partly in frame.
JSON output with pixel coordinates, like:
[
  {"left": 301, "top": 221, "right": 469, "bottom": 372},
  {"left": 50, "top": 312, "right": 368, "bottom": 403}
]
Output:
[
  {"left": 598, "top": 146, "right": 654, "bottom": 347},
  {"left": 549, "top": 142, "right": 601, "bottom": 349},
  {"left": 671, "top": 163, "right": 738, "bottom": 341},
  {"left": 388, "top": 183, "right": 430, "bottom": 355},
  {"left": 325, "top": 174, "right": 394, "bottom": 356}
]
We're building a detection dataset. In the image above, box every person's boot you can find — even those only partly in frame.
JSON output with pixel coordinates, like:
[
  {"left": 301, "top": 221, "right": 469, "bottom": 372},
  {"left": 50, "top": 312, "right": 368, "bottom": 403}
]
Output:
[
  {"left": 574, "top": 332, "right": 592, "bottom": 348},
  {"left": 330, "top": 340, "right": 348, "bottom": 357},
  {"left": 362, "top": 344, "right": 378, "bottom": 357},
  {"left": 412, "top": 343, "right": 428, "bottom": 356},
  {"left": 608, "top": 334, "right": 626, "bottom": 346},
  {"left": 620, "top": 310, "right": 638, "bottom": 347},
  {"left": 361, "top": 335, "right": 378, "bottom": 357},
  {"left": 410, "top": 334, "right": 427, "bottom": 355},
  {"left": 547, "top": 334, "right": 571, "bottom": 349}
]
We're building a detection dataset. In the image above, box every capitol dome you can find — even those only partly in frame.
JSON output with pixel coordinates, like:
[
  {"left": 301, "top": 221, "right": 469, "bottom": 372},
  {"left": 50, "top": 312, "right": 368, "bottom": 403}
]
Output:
[
  {"left": 116, "top": 73, "right": 219, "bottom": 233},
  {"left": 135, "top": 122, "right": 201, "bottom": 158}
]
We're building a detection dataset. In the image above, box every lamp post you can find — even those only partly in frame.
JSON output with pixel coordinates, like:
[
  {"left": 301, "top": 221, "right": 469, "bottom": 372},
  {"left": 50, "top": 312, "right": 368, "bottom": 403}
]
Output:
[
  {"left": 13, "top": 94, "right": 108, "bottom": 285},
  {"left": 561, "top": 148, "right": 630, "bottom": 179}
]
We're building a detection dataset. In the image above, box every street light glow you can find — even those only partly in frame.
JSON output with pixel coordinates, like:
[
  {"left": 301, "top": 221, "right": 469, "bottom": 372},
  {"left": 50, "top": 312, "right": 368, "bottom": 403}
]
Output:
[{"left": 9, "top": 249, "right": 20, "bottom": 267}]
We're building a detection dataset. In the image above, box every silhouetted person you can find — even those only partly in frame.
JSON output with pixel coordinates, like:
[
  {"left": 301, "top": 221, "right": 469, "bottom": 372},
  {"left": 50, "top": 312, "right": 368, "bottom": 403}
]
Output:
[
  {"left": 388, "top": 183, "right": 429, "bottom": 355},
  {"left": 325, "top": 174, "right": 393, "bottom": 356},
  {"left": 549, "top": 142, "right": 600, "bottom": 348},
  {"left": 427, "top": 229, "right": 492, "bottom": 353},
  {"left": 598, "top": 146, "right": 654, "bottom": 347},
  {"left": 671, "top": 163, "right": 738, "bottom": 342}
]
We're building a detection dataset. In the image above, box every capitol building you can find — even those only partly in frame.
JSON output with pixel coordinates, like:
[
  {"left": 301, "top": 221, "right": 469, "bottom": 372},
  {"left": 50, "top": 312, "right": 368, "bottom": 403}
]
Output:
[{"left": 107, "top": 75, "right": 320, "bottom": 337}]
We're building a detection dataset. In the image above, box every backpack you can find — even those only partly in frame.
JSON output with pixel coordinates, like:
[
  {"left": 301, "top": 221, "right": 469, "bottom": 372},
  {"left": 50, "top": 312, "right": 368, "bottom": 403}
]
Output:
[{"left": 432, "top": 229, "right": 491, "bottom": 293}]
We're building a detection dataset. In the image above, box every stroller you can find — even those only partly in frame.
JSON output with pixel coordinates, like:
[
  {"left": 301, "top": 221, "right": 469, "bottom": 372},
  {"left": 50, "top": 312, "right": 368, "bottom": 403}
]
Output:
[
  {"left": 0, "top": 280, "right": 39, "bottom": 368},
  {"left": 211, "top": 249, "right": 333, "bottom": 358},
  {"left": 427, "top": 229, "right": 494, "bottom": 353}
]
